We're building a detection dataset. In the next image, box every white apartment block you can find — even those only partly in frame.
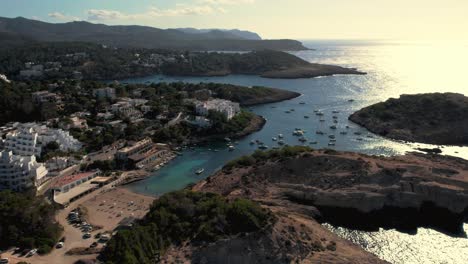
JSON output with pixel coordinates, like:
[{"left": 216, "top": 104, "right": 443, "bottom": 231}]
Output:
[
  {"left": 2, "top": 123, "right": 82, "bottom": 157},
  {"left": 195, "top": 99, "right": 240, "bottom": 120},
  {"left": 0, "top": 151, "right": 48, "bottom": 192}
]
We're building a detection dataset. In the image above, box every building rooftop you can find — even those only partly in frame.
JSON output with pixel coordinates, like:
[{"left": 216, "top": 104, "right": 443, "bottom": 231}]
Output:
[{"left": 52, "top": 171, "right": 98, "bottom": 188}]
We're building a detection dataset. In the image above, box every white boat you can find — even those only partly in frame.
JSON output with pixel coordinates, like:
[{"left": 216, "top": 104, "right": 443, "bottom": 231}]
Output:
[
  {"left": 299, "top": 137, "right": 308, "bottom": 142},
  {"left": 195, "top": 168, "right": 205, "bottom": 175},
  {"left": 272, "top": 137, "right": 278, "bottom": 141},
  {"left": 328, "top": 142, "right": 336, "bottom": 146},
  {"left": 278, "top": 134, "right": 284, "bottom": 139},
  {"left": 278, "top": 140, "right": 285, "bottom": 145},
  {"left": 250, "top": 140, "right": 256, "bottom": 145},
  {"left": 258, "top": 145, "right": 269, "bottom": 150},
  {"left": 293, "top": 130, "right": 304, "bottom": 136},
  {"left": 316, "top": 130, "right": 325, "bottom": 135},
  {"left": 228, "top": 145, "right": 235, "bottom": 151}
]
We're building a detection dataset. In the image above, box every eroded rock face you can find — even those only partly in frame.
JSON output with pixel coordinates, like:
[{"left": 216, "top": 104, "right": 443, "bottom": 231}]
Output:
[{"left": 195, "top": 150, "right": 468, "bottom": 236}]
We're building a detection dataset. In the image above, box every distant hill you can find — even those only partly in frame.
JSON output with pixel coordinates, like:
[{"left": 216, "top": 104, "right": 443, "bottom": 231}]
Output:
[
  {"left": 0, "top": 17, "right": 305, "bottom": 51},
  {"left": 175, "top": 28, "right": 262, "bottom": 40}
]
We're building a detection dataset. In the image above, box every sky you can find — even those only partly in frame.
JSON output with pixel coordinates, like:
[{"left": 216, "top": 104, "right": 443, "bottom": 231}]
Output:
[{"left": 1, "top": 0, "right": 467, "bottom": 41}]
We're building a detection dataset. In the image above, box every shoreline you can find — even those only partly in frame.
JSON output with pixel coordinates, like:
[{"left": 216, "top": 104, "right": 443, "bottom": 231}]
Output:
[{"left": 186, "top": 114, "right": 266, "bottom": 146}]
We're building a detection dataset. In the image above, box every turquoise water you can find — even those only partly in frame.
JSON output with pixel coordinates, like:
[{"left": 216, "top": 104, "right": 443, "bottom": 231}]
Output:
[{"left": 122, "top": 40, "right": 468, "bottom": 264}]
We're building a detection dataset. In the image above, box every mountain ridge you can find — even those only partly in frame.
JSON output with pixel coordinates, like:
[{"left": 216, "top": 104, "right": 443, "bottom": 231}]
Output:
[{"left": 0, "top": 16, "right": 306, "bottom": 51}]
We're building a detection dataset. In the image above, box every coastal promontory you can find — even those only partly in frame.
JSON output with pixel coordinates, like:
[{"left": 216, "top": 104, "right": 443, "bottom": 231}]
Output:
[
  {"left": 349, "top": 93, "right": 468, "bottom": 145},
  {"left": 196, "top": 147, "right": 468, "bottom": 234},
  {"left": 161, "top": 50, "right": 366, "bottom": 79}
]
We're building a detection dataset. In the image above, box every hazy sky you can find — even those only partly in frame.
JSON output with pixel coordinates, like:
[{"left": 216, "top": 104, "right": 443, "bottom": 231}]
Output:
[{"left": 1, "top": 0, "right": 467, "bottom": 41}]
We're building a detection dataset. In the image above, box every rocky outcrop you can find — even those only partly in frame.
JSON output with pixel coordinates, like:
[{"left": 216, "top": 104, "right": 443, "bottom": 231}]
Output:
[
  {"left": 349, "top": 93, "right": 468, "bottom": 145},
  {"left": 194, "top": 149, "right": 468, "bottom": 236}
]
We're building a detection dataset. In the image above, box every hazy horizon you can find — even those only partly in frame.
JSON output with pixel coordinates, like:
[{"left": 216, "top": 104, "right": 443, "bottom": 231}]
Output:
[{"left": 1, "top": 0, "right": 467, "bottom": 42}]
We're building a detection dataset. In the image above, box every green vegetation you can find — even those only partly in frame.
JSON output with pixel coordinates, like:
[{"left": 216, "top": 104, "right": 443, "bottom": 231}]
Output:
[
  {"left": 154, "top": 110, "right": 256, "bottom": 144},
  {"left": 101, "top": 191, "right": 273, "bottom": 264},
  {"left": 223, "top": 145, "right": 313, "bottom": 171},
  {"left": 208, "top": 110, "right": 255, "bottom": 134},
  {"left": 350, "top": 93, "right": 468, "bottom": 145},
  {"left": 0, "top": 190, "right": 62, "bottom": 253},
  {"left": 0, "top": 81, "right": 42, "bottom": 124},
  {"left": 161, "top": 50, "right": 310, "bottom": 77}
]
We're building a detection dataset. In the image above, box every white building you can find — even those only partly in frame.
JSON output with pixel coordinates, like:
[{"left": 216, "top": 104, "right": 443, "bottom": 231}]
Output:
[
  {"left": 195, "top": 99, "right": 240, "bottom": 120},
  {"left": 0, "top": 74, "right": 10, "bottom": 83},
  {"left": 46, "top": 157, "right": 77, "bottom": 174},
  {"left": 93, "top": 87, "right": 116, "bottom": 99},
  {"left": 3, "top": 127, "right": 42, "bottom": 157},
  {"left": 2, "top": 123, "right": 82, "bottom": 157},
  {"left": 0, "top": 151, "right": 48, "bottom": 192}
]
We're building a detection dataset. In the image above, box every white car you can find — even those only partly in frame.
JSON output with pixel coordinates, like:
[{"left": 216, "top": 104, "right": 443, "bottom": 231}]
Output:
[
  {"left": 26, "top": 248, "right": 37, "bottom": 257},
  {"left": 56, "top": 242, "right": 64, "bottom": 248}
]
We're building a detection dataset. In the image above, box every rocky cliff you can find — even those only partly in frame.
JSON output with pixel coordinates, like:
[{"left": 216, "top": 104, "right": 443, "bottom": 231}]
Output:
[{"left": 194, "top": 148, "right": 468, "bottom": 239}]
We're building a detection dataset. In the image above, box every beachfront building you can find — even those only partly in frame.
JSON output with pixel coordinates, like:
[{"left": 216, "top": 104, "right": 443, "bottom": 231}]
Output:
[
  {"left": 195, "top": 99, "right": 240, "bottom": 120},
  {"left": 51, "top": 170, "right": 100, "bottom": 193},
  {"left": 127, "top": 143, "right": 171, "bottom": 169},
  {"left": 2, "top": 123, "right": 82, "bottom": 157},
  {"left": 0, "top": 151, "right": 48, "bottom": 192},
  {"left": 93, "top": 87, "right": 116, "bottom": 99},
  {"left": 115, "top": 138, "right": 153, "bottom": 161}
]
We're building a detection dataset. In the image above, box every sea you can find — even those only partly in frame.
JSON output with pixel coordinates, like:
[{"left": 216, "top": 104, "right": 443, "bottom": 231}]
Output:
[{"left": 121, "top": 40, "right": 468, "bottom": 264}]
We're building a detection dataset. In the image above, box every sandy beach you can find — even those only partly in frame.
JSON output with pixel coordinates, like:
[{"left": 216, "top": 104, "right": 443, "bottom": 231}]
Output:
[{"left": 82, "top": 188, "right": 154, "bottom": 231}]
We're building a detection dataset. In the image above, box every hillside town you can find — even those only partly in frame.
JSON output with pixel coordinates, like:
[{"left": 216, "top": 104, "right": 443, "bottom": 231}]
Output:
[{"left": 0, "top": 75, "right": 262, "bottom": 263}]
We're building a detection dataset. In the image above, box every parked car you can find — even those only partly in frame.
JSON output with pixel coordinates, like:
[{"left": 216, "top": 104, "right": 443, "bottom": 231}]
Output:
[
  {"left": 90, "top": 242, "right": 98, "bottom": 248},
  {"left": 83, "top": 233, "right": 91, "bottom": 239},
  {"left": 0, "top": 258, "right": 9, "bottom": 264},
  {"left": 99, "top": 235, "right": 110, "bottom": 242},
  {"left": 56, "top": 242, "right": 64, "bottom": 249},
  {"left": 26, "top": 248, "right": 37, "bottom": 257}
]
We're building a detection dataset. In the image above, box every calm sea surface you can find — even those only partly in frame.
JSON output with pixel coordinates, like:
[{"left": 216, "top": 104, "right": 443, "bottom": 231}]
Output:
[{"left": 122, "top": 40, "right": 468, "bottom": 264}]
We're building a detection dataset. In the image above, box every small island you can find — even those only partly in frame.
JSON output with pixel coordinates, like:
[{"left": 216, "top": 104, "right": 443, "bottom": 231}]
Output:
[{"left": 349, "top": 93, "right": 468, "bottom": 145}]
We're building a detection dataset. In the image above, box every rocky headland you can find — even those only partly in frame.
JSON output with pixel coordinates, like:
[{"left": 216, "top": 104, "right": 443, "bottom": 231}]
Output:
[
  {"left": 195, "top": 147, "right": 468, "bottom": 237},
  {"left": 349, "top": 93, "right": 468, "bottom": 145},
  {"left": 162, "top": 50, "right": 365, "bottom": 79}
]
